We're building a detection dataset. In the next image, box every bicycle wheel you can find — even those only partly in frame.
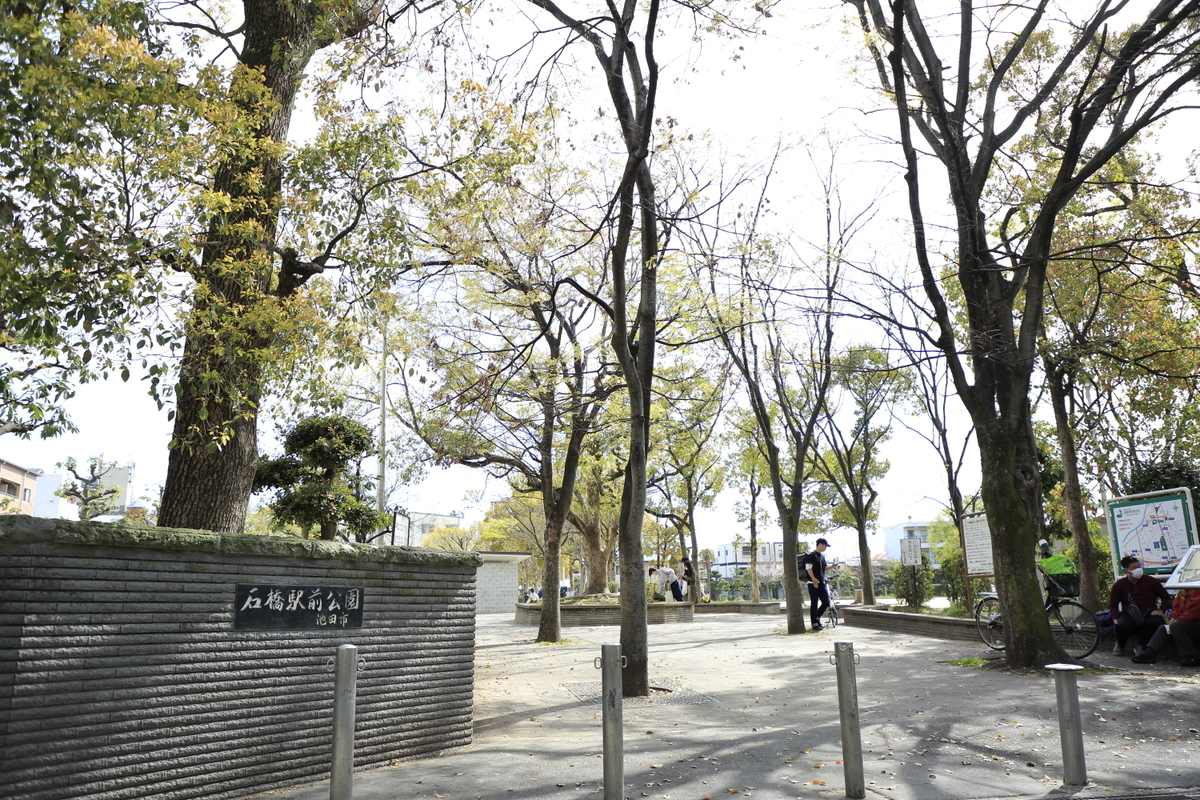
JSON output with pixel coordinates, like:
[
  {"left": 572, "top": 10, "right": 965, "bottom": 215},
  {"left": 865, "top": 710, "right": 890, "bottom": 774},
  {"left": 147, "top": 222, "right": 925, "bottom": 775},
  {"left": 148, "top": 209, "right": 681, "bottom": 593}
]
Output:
[
  {"left": 1049, "top": 600, "right": 1100, "bottom": 659},
  {"left": 975, "top": 596, "right": 1005, "bottom": 650},
  {"left": 825, "top": 602, "right": 839, "bottom": 629}
]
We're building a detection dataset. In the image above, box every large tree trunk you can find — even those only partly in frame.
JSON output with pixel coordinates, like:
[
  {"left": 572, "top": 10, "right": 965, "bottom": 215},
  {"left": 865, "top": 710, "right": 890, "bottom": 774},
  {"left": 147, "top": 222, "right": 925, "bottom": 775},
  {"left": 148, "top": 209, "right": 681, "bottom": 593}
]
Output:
[
  {"left": 158, "top": 0, "right": 370, "bottom": 532},
  {"left": 580, "top": 518, "right": 614, "bottom": 595},
  {"left": 781, "top": 513, "right": 806, "bottom": 633},
  {"left": 975, "top": 407, "right": 1065, "bottom": 663},
  {"left": 537, "top": 521, "right": 562, "bottom": 642}
]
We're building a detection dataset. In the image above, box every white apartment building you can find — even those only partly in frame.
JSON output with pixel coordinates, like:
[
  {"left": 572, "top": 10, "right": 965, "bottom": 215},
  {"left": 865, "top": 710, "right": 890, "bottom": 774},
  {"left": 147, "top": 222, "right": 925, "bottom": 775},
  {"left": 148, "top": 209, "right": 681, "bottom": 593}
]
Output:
[
  {"left": 33, "top": 473, "right": 81, "bottom": 520},
  {"left": 882, "top": 520, "right": 936, "bottom": 567}
]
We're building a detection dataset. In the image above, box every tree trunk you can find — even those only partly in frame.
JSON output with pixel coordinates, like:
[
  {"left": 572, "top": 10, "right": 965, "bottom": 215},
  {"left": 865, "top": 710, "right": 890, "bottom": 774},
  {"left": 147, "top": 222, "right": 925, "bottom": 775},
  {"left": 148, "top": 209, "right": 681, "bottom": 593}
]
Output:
[
  {"left": 976, "top": 412, "right": 1068, "bottom": 664},
  {"left": 781, "top": 513, "right": 806, "bottom": 633},
  {"left": 1047, "top": 363, "right": 1103, "bottom": 611},
  {"left": 158, "top": 0, "right": 370, "bottom": 532},
  {"left": 580, "top": 520, "right": 612, "bottom": 595},
  {"left": 537, "top": 521, "right": 562, "bottom": 642},
  {"left": 748, "top": 499, "right": 761, "bottom": 602},
  {"left": 857, "top": 518, "right": 875, "bottom": 605},
  {"left": 618, "top": 457, "right": 649, "bottom": 695}
]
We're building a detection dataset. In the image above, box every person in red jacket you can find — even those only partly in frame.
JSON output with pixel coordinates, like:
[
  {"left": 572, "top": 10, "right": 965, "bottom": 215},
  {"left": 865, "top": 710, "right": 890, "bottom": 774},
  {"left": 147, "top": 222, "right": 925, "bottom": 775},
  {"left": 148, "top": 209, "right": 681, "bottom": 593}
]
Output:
[
  {"left": 1110, "top": 555, "right": 1173, "bottom": 659},
  {"left": 1135, "top": 587, "right": 1200, "bottom": 666}
]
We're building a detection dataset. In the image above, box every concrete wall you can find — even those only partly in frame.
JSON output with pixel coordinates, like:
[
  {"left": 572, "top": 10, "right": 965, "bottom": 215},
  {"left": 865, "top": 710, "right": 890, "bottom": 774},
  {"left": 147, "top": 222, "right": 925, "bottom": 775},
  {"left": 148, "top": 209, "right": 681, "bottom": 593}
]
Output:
[
  {"left": 0, "top": 516, "right": 481, "bottom": 800},
  {"left": 477, "top": 558, "right": 520, "bottom": 613}
]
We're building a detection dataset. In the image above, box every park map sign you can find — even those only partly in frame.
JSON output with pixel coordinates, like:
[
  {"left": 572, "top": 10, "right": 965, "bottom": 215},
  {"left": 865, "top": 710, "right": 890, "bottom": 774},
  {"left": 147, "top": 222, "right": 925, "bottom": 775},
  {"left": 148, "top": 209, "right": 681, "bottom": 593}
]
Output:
[{"left": 1106, "top": 489, "right": 1197, "bottom": 576}]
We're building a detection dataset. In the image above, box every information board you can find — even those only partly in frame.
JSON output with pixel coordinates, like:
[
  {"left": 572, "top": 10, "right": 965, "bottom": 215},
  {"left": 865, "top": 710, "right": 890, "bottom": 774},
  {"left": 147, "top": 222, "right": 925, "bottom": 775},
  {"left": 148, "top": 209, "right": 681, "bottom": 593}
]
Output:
[
  {"left": 234, "top": 584, "right": 364, "bottom": 630},
  {"left": 960, "top": 512, "right": 994, "bottom": 576},
  {"left": 900, "top": 537, "right": 923, "bottom": 567},
  {"left": 1107, "top": 489, "right": 1196, "bottom": 575}
]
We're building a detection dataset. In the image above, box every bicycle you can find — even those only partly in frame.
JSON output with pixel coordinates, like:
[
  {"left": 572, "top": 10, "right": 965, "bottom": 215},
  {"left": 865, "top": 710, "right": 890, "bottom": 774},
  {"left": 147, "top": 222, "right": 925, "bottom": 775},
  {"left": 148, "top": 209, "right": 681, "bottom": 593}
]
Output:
[
  {"left": 823, "top": 583, "right": 840, "bottom": 628},
  {"left": 974, "top": 546, "right": 1100, "bottom": 659}
]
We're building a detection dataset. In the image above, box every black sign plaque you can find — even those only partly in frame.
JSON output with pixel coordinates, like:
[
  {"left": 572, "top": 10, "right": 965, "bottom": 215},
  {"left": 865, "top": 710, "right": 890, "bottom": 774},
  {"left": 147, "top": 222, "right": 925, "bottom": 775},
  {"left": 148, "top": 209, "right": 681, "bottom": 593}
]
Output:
[{"left": 234, "top": 584, "right": 364, "bottom": 630}]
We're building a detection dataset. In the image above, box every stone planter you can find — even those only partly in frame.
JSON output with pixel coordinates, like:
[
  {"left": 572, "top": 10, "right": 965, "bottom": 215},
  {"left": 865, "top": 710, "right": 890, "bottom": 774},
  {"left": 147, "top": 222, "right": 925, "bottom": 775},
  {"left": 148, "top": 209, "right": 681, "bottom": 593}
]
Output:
[
  {"left": 840, "top": 605, "right": 979, "bottom": 641},
  {"left": 514, "top": 602, "right": 693, "bottom": 626},
  {"left": 694, "top": 601, "right": 783, "bottom": 614}
]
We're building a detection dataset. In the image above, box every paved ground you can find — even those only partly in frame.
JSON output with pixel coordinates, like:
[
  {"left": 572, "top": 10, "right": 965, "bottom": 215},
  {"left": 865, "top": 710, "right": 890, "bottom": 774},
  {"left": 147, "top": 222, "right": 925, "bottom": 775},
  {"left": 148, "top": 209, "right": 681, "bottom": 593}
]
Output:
[{"left": 250, "top": 611, "right": 1200, "bottom": 800}]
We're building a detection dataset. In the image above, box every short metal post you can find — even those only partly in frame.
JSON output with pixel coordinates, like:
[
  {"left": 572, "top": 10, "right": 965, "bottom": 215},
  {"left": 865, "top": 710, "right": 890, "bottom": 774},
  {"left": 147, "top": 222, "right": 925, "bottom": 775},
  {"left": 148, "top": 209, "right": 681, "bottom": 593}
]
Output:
[
  {"left": 1046, "top": 663, "right": 1087, "bottom": 786},
  {"left": 599, "top": 643, "right": 624, "bottom": 800},
  {"left": 331, "top": 644, "right": 359, "bottom": 800},
  {"left": 832, "top": 641, "right": 865, "bottom": 799}
]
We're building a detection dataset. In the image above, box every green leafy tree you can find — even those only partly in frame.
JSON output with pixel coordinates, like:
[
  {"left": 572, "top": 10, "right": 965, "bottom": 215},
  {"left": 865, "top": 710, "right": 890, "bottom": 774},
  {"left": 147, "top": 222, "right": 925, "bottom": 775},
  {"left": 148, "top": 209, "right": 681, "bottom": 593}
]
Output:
[
  {"left": 55, "top": 456, "right": 122, "bottom": 522},
  {"left": 424, "top": 523, "right": 484, "bottom": 551},
  {"left": 813, "top": 346, "right": 902, "bottom": 604},
  {"left": 391, "top": 176, "right": 613, "bottom": 643},
  {"left": 1126, "top": 459, "right": 1200, "bottom": 501},
  {"left": 890, "top": 554, "right": 935, "bottom": 609},
  {"left": 1, "top": 1, "right": 204, "bottom": 439},
  {"left": 695, "top": 150, "right": 852, "bottom": 635},
  {"left": 647, "top": 360, "right": 730, "bottom": 601},
  {"left": 847, "top": 0, "right": 1200, "bottom": 666},
  {"left": 254, "top": 415, "right": 385, "bottom": 541},
  {"left": 724, "top": 408, "right": 778, "bottom": 604}
]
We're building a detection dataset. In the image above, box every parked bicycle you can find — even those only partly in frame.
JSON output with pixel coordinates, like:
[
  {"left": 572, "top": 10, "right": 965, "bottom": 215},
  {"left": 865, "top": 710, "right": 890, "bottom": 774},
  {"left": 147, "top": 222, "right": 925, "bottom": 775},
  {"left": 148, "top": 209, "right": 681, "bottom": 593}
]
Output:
[{"left": 974, "top": 541, "right": 1100, "bottom": 659}]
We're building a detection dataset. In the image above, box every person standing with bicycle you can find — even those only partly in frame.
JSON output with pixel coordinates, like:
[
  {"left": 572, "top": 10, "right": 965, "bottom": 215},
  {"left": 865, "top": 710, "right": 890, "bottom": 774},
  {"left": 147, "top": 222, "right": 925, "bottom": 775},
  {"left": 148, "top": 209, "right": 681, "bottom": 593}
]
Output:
[
  {"left": 1109, "top": 555, "right": 1173, "bottom": 658},
  {"left": 798, "top": 538, "right": 831, "bottom": 631}
]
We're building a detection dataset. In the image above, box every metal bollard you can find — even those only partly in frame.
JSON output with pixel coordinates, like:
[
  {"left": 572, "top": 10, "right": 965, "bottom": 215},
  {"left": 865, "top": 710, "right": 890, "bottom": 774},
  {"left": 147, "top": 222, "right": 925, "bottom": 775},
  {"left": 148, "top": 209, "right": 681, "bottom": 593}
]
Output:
[
  {"left": 596, "top": 643, "right": 625, "bottom": 800},
  {"left": 331, "top": 644, "right": 361, "bottom": 800},
  {"left": 1046, "top": 663, "right": 1087, "bottom": 786},
  {"left": 830, "top": 641, "right": 866, "bottom": 799}
]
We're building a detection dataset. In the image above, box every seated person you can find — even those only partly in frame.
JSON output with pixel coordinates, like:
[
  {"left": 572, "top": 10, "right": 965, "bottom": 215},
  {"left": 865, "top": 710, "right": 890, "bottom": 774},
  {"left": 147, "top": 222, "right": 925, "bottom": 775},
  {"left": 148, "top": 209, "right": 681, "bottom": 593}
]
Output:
[
  {"left": 1132, "top": 586, "right": 1200, "bottom": 666},
  {"left": 1110, "top": 555, "right": 1172, "bottom": 657}
]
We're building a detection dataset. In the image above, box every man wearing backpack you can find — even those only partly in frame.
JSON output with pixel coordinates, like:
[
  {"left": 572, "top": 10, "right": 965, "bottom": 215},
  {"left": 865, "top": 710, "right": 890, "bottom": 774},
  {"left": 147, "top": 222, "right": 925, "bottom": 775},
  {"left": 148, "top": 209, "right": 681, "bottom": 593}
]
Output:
[{"left": 798, "top": 538, "right": 831, "bottom": 631}]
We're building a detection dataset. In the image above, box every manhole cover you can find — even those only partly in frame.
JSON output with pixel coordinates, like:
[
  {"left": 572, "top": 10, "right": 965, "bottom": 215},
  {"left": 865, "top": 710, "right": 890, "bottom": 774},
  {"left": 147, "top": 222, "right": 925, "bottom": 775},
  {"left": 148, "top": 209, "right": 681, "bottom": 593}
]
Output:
[{"left": 562, "top": 680, "right": 717, "bottom": 707}]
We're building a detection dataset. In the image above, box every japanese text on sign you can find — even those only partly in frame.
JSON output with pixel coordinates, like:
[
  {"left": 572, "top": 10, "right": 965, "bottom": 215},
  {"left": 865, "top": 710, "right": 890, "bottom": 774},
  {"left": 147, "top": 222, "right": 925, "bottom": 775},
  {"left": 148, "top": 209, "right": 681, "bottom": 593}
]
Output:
[
  {"left": 234, "top": 584, "right": 364, "bottom": 630},
  {"left": 960, "top": 512, "right": 994, "bottom": 577}
]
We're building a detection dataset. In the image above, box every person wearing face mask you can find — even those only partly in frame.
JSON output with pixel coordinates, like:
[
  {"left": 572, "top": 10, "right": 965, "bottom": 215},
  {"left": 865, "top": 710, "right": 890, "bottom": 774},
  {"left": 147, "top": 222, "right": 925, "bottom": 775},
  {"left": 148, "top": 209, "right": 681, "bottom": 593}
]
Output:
[{"left": 1108, "top": 555, "right": 1173, "bottom": 658}]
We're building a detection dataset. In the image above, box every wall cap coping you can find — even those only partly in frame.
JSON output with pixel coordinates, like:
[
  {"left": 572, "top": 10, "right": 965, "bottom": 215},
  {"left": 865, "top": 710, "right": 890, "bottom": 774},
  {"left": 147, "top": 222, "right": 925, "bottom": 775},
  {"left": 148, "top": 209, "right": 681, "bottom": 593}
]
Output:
[{"left": 0, "top": 514, "right": 482, "bottom": 567}]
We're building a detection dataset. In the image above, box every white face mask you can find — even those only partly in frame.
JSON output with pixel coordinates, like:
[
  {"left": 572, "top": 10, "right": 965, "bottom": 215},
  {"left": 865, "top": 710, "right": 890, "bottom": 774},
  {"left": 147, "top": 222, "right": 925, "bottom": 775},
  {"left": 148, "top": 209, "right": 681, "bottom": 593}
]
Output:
[{"left": 1129, "top": 567, "right": 1144, "bottom": 579}]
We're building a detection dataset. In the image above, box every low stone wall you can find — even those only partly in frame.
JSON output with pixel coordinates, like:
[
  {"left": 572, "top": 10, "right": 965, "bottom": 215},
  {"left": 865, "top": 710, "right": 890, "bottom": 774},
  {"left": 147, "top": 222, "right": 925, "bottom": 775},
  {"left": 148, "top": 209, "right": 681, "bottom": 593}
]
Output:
[
  {"left": 514, "top": 602, "right": 694, "bottom": 626},
  {"left": 694, "top": 601, "right": 783, "bottom": 615},
  {"left": 0, "top": 516, "right": 481, "bottom": 800},
  {"left": 841, "top": 605, "right": 979, "bottom": 641}
]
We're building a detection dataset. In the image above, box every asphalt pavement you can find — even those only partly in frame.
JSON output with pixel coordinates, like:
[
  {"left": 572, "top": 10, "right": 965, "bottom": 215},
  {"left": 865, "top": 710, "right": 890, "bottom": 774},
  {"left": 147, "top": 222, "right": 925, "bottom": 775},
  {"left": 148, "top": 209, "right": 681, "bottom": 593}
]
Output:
[{"left": 247, "top": 610, "right": 1200, "bottom": 800}]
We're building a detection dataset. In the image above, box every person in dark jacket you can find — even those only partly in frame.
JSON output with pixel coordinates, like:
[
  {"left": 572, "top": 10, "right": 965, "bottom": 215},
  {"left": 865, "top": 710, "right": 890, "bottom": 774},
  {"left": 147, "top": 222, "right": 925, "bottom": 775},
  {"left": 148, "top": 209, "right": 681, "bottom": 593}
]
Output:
[
  {"left": 798, "top": 538, "right": 830, "bottom": 630},
  {"left": 1109, "top": 555, "right": 1172, "bottom": 657}
]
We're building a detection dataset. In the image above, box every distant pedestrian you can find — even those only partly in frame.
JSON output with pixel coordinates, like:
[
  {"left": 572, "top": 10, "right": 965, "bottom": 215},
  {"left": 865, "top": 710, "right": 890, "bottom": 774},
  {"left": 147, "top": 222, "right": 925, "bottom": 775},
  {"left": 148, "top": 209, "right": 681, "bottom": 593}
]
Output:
[
  {"left": 649, "top": 566, "right": 685, "bottom": 602},
  {"left": 798, "top": 538, "right": 830, "bottom": 630}
]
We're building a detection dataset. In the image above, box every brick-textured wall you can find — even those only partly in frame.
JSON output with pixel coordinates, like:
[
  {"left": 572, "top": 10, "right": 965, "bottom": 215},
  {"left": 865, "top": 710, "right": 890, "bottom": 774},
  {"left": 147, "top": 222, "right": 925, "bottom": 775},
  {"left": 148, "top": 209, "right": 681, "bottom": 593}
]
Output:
[{"left": 0, "top": 516, "right": 482, "bottom": 800}]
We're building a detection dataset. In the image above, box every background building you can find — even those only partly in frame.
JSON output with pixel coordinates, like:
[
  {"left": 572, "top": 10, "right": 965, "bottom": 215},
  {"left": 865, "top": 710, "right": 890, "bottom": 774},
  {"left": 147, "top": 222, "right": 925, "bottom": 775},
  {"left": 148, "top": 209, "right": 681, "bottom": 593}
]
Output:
[
  {"left": 33, "top": 473, "right": 81, "bottom": 520},
  {"left": 0, "top": 458, "right": 40, "bottom": 515},
  {"left": 882, "top": 520, "right": 936, "bottom": 566}
]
